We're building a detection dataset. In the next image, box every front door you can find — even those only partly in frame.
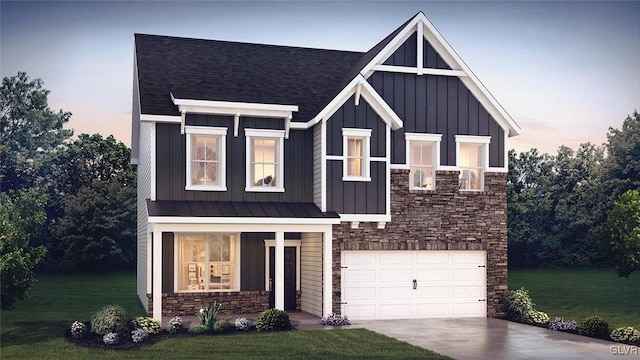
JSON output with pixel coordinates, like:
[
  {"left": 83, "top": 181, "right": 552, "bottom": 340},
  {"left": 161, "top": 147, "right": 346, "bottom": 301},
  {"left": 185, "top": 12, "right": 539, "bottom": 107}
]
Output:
[{"left": 268, "top": 246, "right": 297, "bottom": 310}]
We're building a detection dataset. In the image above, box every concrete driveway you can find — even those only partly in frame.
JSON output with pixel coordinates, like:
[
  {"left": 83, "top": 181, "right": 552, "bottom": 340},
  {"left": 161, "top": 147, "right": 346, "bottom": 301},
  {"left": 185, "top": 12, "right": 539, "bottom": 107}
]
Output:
[{"left": 356, "top": 317, "right": 630, "bottom": 360}]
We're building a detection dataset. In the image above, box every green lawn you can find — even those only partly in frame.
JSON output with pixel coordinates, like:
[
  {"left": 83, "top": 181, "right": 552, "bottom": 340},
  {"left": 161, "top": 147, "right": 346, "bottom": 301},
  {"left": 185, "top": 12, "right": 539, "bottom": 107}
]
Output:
[
  {"left": 1, "top": 272, "right": 449, "bottom": 359},
  {"left": 509, "top": 268, "right": 640, "bottom": 329}
]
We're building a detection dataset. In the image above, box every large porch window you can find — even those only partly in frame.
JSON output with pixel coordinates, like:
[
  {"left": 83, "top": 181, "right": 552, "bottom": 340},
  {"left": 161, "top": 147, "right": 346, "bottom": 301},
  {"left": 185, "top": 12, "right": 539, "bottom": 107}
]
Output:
[{"left": 177, "top": 233, "right": 239, "bottom": 292}]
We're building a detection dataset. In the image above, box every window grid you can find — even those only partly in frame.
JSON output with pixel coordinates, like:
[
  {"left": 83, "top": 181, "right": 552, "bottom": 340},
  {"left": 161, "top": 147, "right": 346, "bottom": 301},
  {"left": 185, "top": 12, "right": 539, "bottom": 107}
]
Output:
[
  {"left": 409, "top": 141, "right": 435, "bottom": 190},
  {"left": 191, "top": 134, "right": 220, "bottom": 186},
  {"left": 178, "top": 234, "right": 236, "bottom": 292}
]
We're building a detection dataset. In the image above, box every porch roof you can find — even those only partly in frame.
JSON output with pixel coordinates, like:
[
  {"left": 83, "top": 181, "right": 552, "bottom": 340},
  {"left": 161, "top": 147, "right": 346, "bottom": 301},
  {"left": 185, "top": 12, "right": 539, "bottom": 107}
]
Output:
[{"left": 147, "top": 200, "right": 339, "bottom": 219}]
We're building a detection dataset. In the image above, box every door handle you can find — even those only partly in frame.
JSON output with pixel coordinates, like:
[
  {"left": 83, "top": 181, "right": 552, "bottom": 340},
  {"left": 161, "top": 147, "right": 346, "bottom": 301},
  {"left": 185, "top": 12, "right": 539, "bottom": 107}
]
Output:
[{"left": 413, "top": 279, "right": 417, "bottom": 290}]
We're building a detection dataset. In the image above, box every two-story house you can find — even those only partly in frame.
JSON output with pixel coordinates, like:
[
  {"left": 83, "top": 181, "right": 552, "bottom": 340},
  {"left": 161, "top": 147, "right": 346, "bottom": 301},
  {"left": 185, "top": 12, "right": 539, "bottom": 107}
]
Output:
[{"left": 132, "top": 12, "right": 521, "bottom": 322}]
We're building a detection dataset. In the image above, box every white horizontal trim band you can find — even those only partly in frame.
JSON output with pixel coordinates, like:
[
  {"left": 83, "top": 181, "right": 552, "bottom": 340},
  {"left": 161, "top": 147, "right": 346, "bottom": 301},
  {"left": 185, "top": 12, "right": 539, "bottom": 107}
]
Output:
[
  {"left": 140, "top": 114, "right": 181, "bottom": 123},
  {"left": 372, "top": 64, "right": 467, "bottom": 77},
  {"left": 149, "top": 216, "right": 340, "bottom": 225}
]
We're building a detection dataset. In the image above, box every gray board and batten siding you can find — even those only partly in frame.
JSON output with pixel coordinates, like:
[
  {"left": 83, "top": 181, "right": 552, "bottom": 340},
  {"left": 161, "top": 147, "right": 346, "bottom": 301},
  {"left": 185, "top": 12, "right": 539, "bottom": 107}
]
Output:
[
  {"left": 155, "top": 114, "right": 314, "bottom": 203},
  {"left": 325, "top": 96, "right": 387, "bottom": 215},
  {"left": 374, "top": 34, "right": 505, "bottom": 168}
]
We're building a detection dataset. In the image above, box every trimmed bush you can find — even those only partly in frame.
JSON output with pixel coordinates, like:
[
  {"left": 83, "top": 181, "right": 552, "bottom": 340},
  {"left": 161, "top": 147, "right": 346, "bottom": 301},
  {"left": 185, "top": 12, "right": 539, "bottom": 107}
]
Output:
[
  {"left": 131, "top": 328, "right": 149, "bottom": 343},
  {"left": 578, "top": 316, "right": 610, "bottom": 340},
  {"left": 256, "top": 309, "right": 291, "bottom": 332},
  {"left": 503, "top": 287, "right": 535, "bottom": 323},
  {"left": 213, "top": 319, "right": 234, "bottom": 333},
  {"left": 167, "top": 316, "right": 184, "bottom": 334},
  {"left": 549, "top": 317, "right": 578, "bottom": 334},
  {"left": 524, "top": 310, "right": 550, "bottom": 327},
  {"left": 610, "top": 327, "right": 640, "bottom": 345},
  {"left": 131, "top": 316, "right": 162, "bottom": 335},
  {"left": 235, "top": 317, "right": 253, "bottom": 331},
  {"left": 70, "top": 321, "right": 89, "bottom": 339},
  {"left": 321, "top": 313, "right": 351, "bottom": 326},
  {"left": 91, "top": 305, "right": 129, "bottom": 336},
  {"left": 188, "top": 324, "right": 211, "bottom": 334}
]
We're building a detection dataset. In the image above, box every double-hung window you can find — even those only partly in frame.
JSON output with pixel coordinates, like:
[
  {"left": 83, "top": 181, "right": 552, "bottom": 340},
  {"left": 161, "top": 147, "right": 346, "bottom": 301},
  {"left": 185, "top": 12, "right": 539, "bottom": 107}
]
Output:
[
  {"left": 245, "top": 129, "right": 284, "bottom": 192},
  {"left": 177, "top": 233, "right": 239, "bottom": 292},
  {"left": 406, "top": 133, "right": 441, "bottom": 190},
  {"left": 455, "top": 135, "right": 490, "bottom": 191},
  {"left": 185, "top": 126, "right": 227, "bottom": 191},
  {"left": 342, "top": 128, "right": 371, "bottom": 181}
]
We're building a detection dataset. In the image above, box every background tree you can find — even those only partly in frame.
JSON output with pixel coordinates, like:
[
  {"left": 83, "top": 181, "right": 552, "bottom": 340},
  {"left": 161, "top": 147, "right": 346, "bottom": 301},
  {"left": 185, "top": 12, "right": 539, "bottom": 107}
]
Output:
[
  {"left": 601, "top": 190, "right": 640, "bottom": 277},
  {"left": 0, "top": 72, "right": 72, "bottom": 191},
  {"left": 0, "top": 189, "right": 47, "bottom": 309}
]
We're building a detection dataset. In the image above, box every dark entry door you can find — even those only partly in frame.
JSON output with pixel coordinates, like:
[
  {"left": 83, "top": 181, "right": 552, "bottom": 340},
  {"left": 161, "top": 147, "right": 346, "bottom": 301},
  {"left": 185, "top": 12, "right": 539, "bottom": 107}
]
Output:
[{"left": 268, "top": 246, "right": 297, "bottom": 310}]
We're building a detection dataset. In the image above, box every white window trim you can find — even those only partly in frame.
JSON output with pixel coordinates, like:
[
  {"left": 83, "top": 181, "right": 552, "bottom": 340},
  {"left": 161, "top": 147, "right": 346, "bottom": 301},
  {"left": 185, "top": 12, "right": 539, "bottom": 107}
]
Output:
[
  {"left": 245, "top": 128, "right": 285, "bottom": 192},
  {"left": 185, "top": 126, "right": 227, "bottom": 191},
  {"left": 405, "top": 133, "right": 442, "bottom": 191},
  {"left": 455, "top": 135, "right": 490, "bottom": 192},
  {"left": 174, "top": 233, "right": 241, "bottom": 293},
  {"left": 342, "top": 128, "right": 372, "bottom": 182}
]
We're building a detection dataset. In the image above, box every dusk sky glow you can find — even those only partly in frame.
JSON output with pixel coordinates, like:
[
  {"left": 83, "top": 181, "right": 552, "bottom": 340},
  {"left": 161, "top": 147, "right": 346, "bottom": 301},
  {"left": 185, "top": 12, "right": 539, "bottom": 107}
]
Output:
[{"left": 2, "top": 1, "right": 639, "bottom": 155}]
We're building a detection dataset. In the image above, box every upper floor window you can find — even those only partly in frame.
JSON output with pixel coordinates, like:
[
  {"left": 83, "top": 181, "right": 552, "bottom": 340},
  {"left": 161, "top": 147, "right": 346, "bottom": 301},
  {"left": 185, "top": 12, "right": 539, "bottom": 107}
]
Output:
[
  {"left": 342, "top": 128, "right": 372, "bottom": 181},
  {"left": 245, "top": 129, "right": 285, "bottom": 192},
  {"left": 406, "top": 133, "right": 441, "bottom": 190},
  {"left": 177, "top": 233, "right": 239, "bottom": 292},
  {"left": 185, "top": 126, "right": 227, "bottom": 191},
  {"left": 455, "top": 135, "right": 490, "bottom": 191}
]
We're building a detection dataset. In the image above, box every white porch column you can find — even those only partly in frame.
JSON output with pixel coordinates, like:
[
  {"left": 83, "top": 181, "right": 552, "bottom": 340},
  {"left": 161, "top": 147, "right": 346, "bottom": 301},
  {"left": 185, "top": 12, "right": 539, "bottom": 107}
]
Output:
[
  {"left": 322, "top": 228, "right": 333, "bottom": 316},
  {"left": 152, "top": 230, "right": 162, "bottom": 322},
  {"left": 275, "top": 231, "right": 285, "bottom": 310}
]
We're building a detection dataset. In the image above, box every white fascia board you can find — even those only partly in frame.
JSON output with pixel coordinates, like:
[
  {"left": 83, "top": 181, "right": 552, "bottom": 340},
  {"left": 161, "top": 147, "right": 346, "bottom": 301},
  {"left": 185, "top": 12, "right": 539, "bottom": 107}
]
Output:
[
  {"left": 371, "top": 65, "right": 466, "bottom": 77},
  {"left": 148, "top": 216, "right": 341, "bottom": 225},
  {"left": 455, "top": 135, "right": 491, "bottom": 144},
  {"left": 416, "top": 13, "right": 521, "bottom": 137},
  {"left": 309, "top": 76, "right": 361, "bottom": 126},
  {"left": 149, "top": 221, "right": 336, "bottom": 234},
  {"left": 171, "top": 95, "right": 298, "bottom": 119},
  {"left": 360, "top": 16, "right": 422, "bottom": 76},
  {"left": 358, "top": 78, "right": 403, "bottom": 130},
  {"left": 140, "top": 114, "right": 181, "bottom": 123}
]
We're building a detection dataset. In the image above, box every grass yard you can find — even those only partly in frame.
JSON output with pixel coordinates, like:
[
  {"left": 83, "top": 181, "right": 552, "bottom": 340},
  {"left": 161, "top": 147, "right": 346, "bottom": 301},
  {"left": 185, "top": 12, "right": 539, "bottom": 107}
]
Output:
[
  {"left": 1, "top": 272, "right": 449, "bottom": 359},
  {"left": 509, "top": 268, "right": 640, "bottom": 330}
]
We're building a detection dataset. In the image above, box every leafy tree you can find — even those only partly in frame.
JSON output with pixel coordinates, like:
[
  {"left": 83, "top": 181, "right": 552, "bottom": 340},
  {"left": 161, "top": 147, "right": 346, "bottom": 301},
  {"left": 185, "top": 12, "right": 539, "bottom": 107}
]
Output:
[
  {"left": 0, "top": 189, "right": 47, "bottom": 309},
  {"left": 0, "top": 72, "right": 72, "bottom": 191},
  {"left": 601, "top": 190, "right": 640, "bottom": 277},
  {"left": 49, "top": 179, "right": 136, "bottom": 272}
]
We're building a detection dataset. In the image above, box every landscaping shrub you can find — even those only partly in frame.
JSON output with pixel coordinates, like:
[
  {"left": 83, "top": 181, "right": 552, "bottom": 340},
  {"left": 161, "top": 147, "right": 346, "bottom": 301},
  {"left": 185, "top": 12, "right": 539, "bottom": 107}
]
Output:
[
  {"left": 548, "top": 317, "right": 578, "bottom": 334},
  {"left": 188, "top": 324, "right": 211, "bottom": 334},
  {"left": 321, "top": 313, "right": 351, "bottom": 326},
  {"left": 503, "top": 287, "right": 535, "bottom": 323},
  {"left": 578, "top": 316, "right": 610, "bottom": 340},
  {"left": 235, "top": 317, "right": 252, "bottom": 331},
  {"left": 70, "top": 321, "right": 89, "bottom": 339},
  {"left": 91, "top": 305, "right": 129, "bottom": 335},
  {"left": 524, "top": 310, "right": 550, "bottom": 327},
  {"left": 610, "top": 327, "right": 640, "bottom": 345},
  {"left": 131, "top": 316, "right": 162, "bottom": 334},
  {"left": 256, "top": 309, "right": 291, "bottom": 332},
  {"left": 213, "top": 319, "right": 234, "bottom": 333},
  {"left": 131, "top": 328, "right": 149, "bottom": 343},
  {"left": 102, "top": 332, "right": 119, "bottom": 345}
]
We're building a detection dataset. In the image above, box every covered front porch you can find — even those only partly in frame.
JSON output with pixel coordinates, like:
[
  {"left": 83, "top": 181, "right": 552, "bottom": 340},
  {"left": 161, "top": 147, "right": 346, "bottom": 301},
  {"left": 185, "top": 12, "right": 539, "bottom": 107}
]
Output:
[{"left": 145, "top": 200, "right": 340, "bottom": 322}]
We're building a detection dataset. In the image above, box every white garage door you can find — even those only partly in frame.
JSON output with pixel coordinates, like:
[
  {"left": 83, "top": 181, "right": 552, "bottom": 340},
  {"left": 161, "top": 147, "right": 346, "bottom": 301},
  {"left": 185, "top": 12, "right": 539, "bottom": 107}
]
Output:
[{"left": 341, "top": 251, "right": 486, "bottom": 320}]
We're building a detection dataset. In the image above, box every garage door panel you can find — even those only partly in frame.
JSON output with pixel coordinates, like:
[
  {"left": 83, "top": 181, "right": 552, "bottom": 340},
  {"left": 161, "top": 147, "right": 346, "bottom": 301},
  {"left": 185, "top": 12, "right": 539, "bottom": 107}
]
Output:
[
  {"left": 452, "top": 251, "right": 485, "bottom": 264},
  {"left": 452, "top": 301, "right": 485, "bottom": 316},
  {"left": 415, "top": 302, "right": 450, "bottom": 316},
  {"left": 416, "top": 285, "right": 449, "bottom": 298},
  {"left": 415, "top": 251, "right": 449, "bottom": 265},
  {"left": 379, "top": 268, "right": 412, "bottom": 282},
  {"left": 416, "top": 268, "right": 449, "bottom": 281},
  {"left": 379, "top": 252, "right": 413, "bottom": 265},
  {"left": 379, "top": 286, "right": 412, "bottom": 300},
  {"left": 344, "top": 304, "right": 377, "bottom": 319},
  {"left": 452, "top": 268, "right": 484, "bottom": 281},
  {"left": 343, "top": 287, "right": 376, "bottom": 301},
  {"left": 343, "top": 269, "right": 376, "bottom": 283},
  {"left": 343, "top": 252, "right": 376, "bottom": 266},
  {"left": 379, "top": 304, "right": 413, "bottom": 318},
  {"left": 452, "top": 285, "right": 484, "bottom": 298}
]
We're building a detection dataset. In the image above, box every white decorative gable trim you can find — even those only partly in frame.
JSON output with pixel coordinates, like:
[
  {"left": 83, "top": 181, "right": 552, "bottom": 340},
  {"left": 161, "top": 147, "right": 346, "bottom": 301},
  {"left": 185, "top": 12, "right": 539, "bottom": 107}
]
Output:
[
  {"left": 308, "top": 74, "right": 403, "bottom": 130},
  {"left": 360, "top": 12, "right": 521, "bottom": 137}
]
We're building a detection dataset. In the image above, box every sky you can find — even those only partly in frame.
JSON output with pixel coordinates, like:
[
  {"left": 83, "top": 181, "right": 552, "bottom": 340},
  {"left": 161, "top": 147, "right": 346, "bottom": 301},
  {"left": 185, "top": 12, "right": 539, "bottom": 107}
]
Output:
[{"left": 1, "top": 1, "right": 639, "bottom": 155}]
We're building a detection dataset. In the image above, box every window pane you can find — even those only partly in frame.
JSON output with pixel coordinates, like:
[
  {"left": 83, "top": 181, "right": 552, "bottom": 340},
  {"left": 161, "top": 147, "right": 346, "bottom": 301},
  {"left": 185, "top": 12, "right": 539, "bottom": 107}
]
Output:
[
  {"left": 348, "top": 138, "right": 362, "bottom": 157},
  {"left": 191, "top": 134, "right": 220, "bottom": 186},
  {"left": 251, "top": 138, "right": 278, "bottom": 186},
  {"left": 459, "top": 143, "right": 481, "bottom": 167},
  {"left": 410, "top": 166, "right": 434, "bottom": 188},
  {"left": 347, "top": 158, "right": 362, "bottom": 176}
]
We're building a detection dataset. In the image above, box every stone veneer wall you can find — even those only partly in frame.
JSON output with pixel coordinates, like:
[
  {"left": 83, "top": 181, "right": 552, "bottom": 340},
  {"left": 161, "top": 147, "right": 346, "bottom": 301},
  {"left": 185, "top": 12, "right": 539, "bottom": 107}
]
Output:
[
  {"left": 147, "top": 290, "right": 302, "bottom": 316},
  {"left": 332, "top": 169, "right": 508, "bottom": 316}
]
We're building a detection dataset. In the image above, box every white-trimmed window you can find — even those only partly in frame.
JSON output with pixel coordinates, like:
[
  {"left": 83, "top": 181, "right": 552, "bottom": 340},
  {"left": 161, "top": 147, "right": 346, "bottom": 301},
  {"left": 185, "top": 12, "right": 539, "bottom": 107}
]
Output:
[
  {"left": 185, "top": 126, "right": 227, "bottom": 191},
  {"left": 406, "top": 133, "right": 441, "bottom": 190},
  {"left": 342, "top": 128, "right": 372, "bottom": 181},
  {"left": 177, "top": 233, "right": 240, "bottom": 292},
  {"left": 245, "top": 129, "right": 285, "bottom": 192},
  {"left": 455, "top": 135, "right": 490, "bottom": 191}
]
